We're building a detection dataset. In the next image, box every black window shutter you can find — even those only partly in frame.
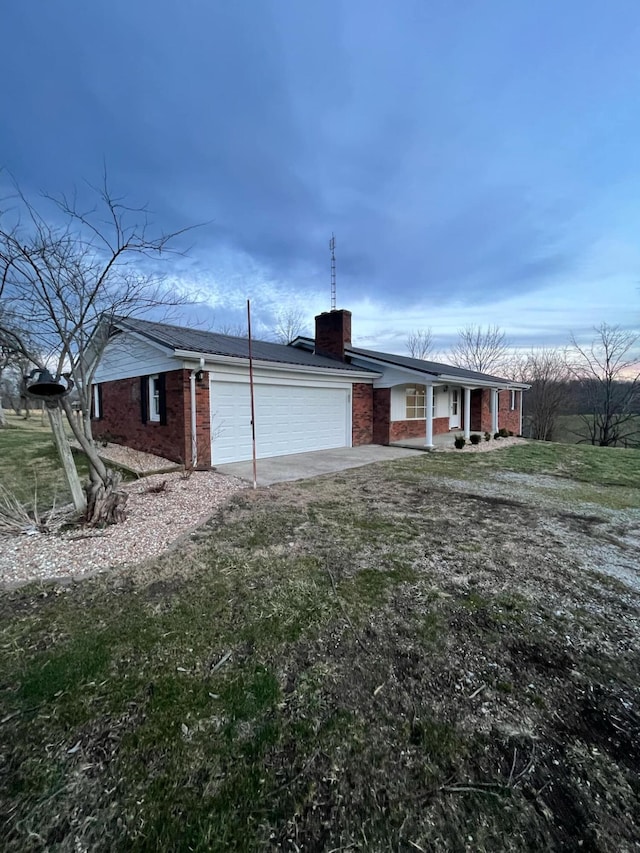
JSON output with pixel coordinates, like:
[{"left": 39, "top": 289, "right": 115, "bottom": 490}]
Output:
[
  {"left": 140, "top": 376, "right": 148, "bottom": 423},
  {"left": 158, "top": 373, "right": 167, "bottom": 425},
  {"left": 97, "top": 384, "right": 103, "bottom": 420}
]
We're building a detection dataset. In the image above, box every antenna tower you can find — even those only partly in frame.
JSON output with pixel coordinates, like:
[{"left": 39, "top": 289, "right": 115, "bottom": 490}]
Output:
[{"left": 330, "top": 233, "right": 336, "bottom": 310}]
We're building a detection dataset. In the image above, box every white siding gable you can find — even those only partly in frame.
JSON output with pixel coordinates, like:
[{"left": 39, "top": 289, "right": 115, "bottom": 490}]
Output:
[{"left": 93, "top": 333, "right": 177, "bottom": 383}]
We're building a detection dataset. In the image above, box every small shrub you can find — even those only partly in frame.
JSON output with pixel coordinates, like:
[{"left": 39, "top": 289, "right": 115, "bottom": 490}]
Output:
[
  {"left": 498, "top": 427, "right": 509, "bottom": 438},
  {"left": 454, "top": 435, "right": 466, "bottom": 449},
  {"left": 484, "top": 431, "right": 491, "bottom": 442},
  {"left": 494, "top": 432, "right": 501, "bottom": 440},
  {"left": 508, "top": 430, "right": 514, "bottom": 436},
  {"left": 469, "top": 433, "right": 481, "bottom": 445}
]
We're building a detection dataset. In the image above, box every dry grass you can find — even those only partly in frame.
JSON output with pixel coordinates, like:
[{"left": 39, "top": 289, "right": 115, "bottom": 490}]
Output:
[{"left": 0, "top": 441, "right": 639, "bottom": 851}]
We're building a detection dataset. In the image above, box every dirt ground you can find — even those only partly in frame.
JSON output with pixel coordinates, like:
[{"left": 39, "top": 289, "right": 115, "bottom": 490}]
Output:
[{"left": 1, "top": 445, "right": 639, "bottom": 852}]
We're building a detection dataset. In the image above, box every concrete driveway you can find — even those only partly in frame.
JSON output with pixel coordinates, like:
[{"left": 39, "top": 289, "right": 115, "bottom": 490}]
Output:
[{"left": 214, "top": 444, "right": 423, "bottom": 486}]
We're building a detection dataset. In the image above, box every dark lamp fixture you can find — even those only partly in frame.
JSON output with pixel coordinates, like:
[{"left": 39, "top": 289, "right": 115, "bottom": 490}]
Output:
[
  {"left": 24, "top": 368, "right": 73, "bottom": 399},
  {"left": 195, "top": 370, "right": 204, "bottom": 382}
]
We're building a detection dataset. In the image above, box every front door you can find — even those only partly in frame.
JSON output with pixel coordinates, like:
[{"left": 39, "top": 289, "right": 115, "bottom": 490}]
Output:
[{"left": 449, "top": 388, "right": 460, "bottom": 429}]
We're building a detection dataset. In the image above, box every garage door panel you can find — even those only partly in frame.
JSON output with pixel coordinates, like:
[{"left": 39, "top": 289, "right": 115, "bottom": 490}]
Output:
[{"left": 211, "top": 380, "right": 349, "bottom": 464}]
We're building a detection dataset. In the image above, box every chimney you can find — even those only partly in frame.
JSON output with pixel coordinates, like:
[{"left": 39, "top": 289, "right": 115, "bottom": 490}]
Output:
[{"left": 314, "top": 309, "right": 352, "bottom": 361}]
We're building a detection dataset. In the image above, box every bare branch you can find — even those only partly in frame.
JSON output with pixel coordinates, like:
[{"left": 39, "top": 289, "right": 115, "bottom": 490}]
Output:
[
  {"left": 406, "top": 328, "right": 434, "bottom": 360},
  {"left": 567, "top": 324, "right": 639, "bottom": 447},
  {"left": 272, "top": 308, "right": 308, "bottom": 344},
  {"left": 0, "top": 176, "right": 199, "bottom": 522},
  {"left": 519, "top": 348, "right": 570, "bottom": 441},
  {"left": 449, "top": 324, "right": 509, "bottom": 375}
]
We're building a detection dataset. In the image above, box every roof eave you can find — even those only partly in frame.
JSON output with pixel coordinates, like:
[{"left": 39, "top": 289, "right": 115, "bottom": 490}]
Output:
[
  {"left": 347, "top": 348, "right": 527, "bottom": 388},
  {"left": 174, "top": 349, "right": 379, "bottom": 379}
]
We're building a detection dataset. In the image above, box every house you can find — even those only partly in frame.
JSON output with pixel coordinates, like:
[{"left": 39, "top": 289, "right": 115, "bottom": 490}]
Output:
[{"left": 91, "top": 309, "right": 528, "bottom": 467}]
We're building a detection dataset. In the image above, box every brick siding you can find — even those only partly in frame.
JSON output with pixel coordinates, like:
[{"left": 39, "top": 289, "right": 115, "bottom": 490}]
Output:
[
  {"left": 93, "top": 369, "right": 211, "bottom": 468},
  {"left": 475, "top": 389, "right": 521, "bottom": 435},
  {"left": 351, "top": 383, "right": 373, "bottom": 445},
  {"left": 372, "top": 388, "right": 391, "bottom": 444},
  {"left": 499, "top": 390, "right": 521, "bottom": 435},
  {"left": 388, "top": 416, "right": 451, "bottom": 442},
  {"left": 314, "top": 310, "right": 352, "bottom": 360}
]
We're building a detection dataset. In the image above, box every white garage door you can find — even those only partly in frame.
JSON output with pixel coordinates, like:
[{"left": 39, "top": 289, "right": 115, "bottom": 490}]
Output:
[{"left": 211, "top": 380, "right": 350, "bottom": 464}]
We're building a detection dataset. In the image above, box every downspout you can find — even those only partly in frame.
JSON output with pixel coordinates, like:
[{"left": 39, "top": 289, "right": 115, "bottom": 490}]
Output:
[{"left": 189, "top": 357, "right": 205, "bottom": 468}]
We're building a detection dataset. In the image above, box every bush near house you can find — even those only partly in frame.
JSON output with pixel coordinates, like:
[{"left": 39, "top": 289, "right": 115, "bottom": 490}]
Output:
[
  {"left": 1, "top": 432, "right": 640, "bottom": 851},
  {"left": 469, "top": 433, "right": 482, "bottom": 445}
]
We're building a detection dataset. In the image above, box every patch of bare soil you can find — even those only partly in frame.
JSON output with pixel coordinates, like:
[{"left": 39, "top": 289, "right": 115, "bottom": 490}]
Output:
[
  {"left": 2, "top": 453, "right": 639, "bottom": 852},
  {"left": 205, "top": 466, "right": 640, "bottom": 851}
]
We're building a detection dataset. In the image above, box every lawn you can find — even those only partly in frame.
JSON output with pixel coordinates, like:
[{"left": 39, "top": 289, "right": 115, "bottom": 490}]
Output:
[
  {"left": 548, "top": 414, "right": 640, "bottom": 448},
  {"left": 1, "top": 432, "right": 639, "bottom": 852},
  {"left": 0, "top": 413, "right": 89, "bottom": 512}
]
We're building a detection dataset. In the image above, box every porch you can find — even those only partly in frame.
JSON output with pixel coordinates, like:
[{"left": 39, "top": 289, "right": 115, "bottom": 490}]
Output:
[
  {"left": 382, "top": 384, "right": 501, "bottom": 449},
  {"left": 389, "top": 432, "right": 464, "bottom": 451}
]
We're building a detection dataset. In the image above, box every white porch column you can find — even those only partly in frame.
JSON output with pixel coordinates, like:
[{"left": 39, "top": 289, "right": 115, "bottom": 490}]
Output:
[
  {"left": 519, "top": 389, "right": 523, "bottom": 436},
  {"left": 463, "top": 387, "right": 471, "bottom": 440},
  {"left": 491, "top": 389, "right": 499, "bottom": 434},
  {"left": 425, "top": 384, "right": 434, "bottom": 449}
]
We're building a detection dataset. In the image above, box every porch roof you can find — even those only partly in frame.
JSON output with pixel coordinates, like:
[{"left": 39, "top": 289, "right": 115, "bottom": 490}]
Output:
[{"left": 346, "top": 346, "right": 528, "bottom": 389}]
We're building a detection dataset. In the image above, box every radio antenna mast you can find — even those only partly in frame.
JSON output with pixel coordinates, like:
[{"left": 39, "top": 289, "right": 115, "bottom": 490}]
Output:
[{"left": 330, "top": 233, "right": 336, "bottom": 310}]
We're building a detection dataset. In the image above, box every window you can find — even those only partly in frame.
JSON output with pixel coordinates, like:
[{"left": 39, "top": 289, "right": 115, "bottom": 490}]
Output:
[
  {"left": 451, "top": 389, "right": 459, "bottom": 415},
  {"left": 149, "top": 375, "right": 161, "bottom": 422},
  {"left": 405, "top": 385, "right": 426, "bottom": 419},
  {"left": 141, "top": 373, "right": 166, "bottom": 424}
]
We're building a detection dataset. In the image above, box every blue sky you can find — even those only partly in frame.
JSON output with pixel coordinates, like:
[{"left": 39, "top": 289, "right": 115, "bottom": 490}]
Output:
[{"left": 1, "top": 0, "right": 639, "bottom": 353}]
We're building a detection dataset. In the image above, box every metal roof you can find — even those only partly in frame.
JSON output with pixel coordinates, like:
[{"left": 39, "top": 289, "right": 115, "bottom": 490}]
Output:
[
  {"left": 347, "top": 345, "right": 519, "bottom": 385},
  {"left": 115, "top": 317, "right": 375, "bottom": 374},
  {"left": 292, "top": 336, "right": 524, "bottom": 386}
]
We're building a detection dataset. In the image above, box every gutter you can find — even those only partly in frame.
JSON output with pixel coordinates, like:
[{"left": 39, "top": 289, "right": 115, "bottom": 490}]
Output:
[
  {"left": 189, "top": 357, "right": 204, "bottom": 468},
  {"left": 173, "top": 349, "right": 379, "bottom": 380}
]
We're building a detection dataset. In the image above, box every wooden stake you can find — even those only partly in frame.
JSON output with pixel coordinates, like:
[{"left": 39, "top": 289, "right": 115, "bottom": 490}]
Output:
[{"left": 47, "top": 404, "right": 87, "bottom": 513}]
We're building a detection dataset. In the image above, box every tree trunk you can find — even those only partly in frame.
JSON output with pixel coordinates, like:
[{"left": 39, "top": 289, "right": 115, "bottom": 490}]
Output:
[
  {"left": 58, "top": 396, "right": 128, "bottom": 526},
  {"left": 85, "top": 468, "right": 128, "bottom": 525},
  {"left": 47, "top": 405, "right": 87, "bottom": 514},
  {"left": 0, "top": 396, "right": 6, "bottom": 427}
]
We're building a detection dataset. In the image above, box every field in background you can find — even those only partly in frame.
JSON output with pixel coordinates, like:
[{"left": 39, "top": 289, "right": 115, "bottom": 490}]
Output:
[
  {"left": 524, "top": 413, "right": 640, "bottom": 447},
  {"left": 0, "top": 413, "right": 87, "bottom": 511}
]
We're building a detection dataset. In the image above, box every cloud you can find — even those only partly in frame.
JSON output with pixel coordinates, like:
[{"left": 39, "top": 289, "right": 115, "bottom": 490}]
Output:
[{"left": 1, "top": 0, "right": 639, "bottom": 347}]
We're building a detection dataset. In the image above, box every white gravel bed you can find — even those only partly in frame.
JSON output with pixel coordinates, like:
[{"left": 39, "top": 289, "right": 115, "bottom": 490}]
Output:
[
  {"left": 72, "top": 440, "right": 181, "bottom": 474},
  {"left": 0, "top": 471, "right": 247, "bottom": 588}
]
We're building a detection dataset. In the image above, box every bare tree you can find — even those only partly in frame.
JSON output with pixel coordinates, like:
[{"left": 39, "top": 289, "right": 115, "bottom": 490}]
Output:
[
  {"left": 0, "top": 307, "right": 31, "bottom": 426},
  {"left": 449, "top": 324, "right": 509, "bottom": 375},
  {"left": 0, "top": 177, "right": 194, "bottom": 523},
  {"left": 215, "top": 322, "right": 247, "bottom": 338},
  {"left": 519, "top": 348, "right": 570, "bottom": 441},
  {"left": 567, "top": 324, "right": 639, "bottom": 447},
  {"left": 272, "top": 307, "right": 308, "bottom": 344},
  {"left": 406, "top": 328, "right": 434, "bottom": 360}
]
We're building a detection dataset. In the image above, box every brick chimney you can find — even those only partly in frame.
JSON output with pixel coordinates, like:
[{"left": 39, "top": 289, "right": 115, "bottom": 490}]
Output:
[{"left": 314, "top": 309, "right": 352, "bottom": 361}]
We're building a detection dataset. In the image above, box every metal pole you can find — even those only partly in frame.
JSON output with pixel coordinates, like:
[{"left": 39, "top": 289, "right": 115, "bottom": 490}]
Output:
[{"left": 247, "top": 299, "right": 258, "bottom": 490}]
